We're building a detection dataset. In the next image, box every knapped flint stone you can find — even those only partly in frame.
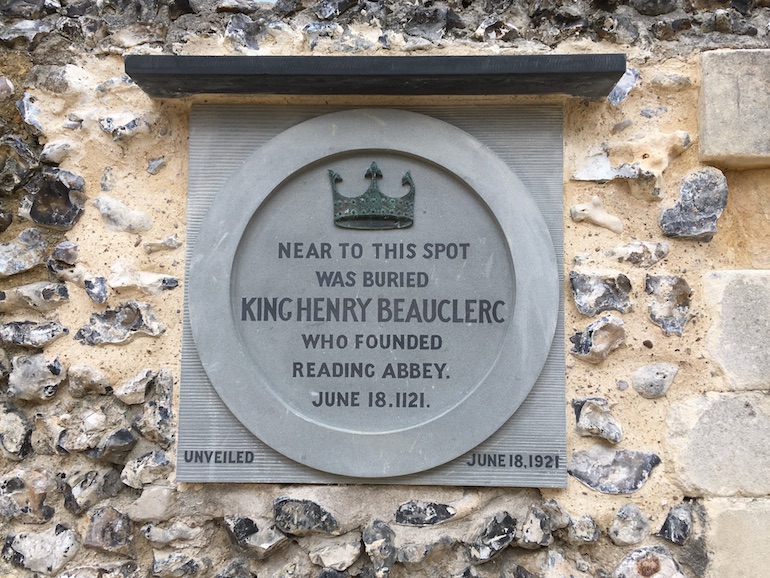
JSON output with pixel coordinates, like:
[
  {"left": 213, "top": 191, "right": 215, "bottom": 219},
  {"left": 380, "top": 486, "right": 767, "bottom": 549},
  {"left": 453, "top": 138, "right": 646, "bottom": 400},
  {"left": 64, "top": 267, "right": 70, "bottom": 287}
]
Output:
[
  {"left": 474, "top": 16, "right": 520, "bottom": 41},
  {"left": 517, "top": 505, "right": 553, "bottom": 549},
  {"left": 612, "top": 546, "right": 686, "bottom": 578},
  {"left": 0, "top": 19, "right": 54, "bottom": 46},
  {"left": 0, "top": 321, "right": 69, "bottom": 348},
  {"left": 0, "top": 346, "right": 9, "bottom": 378},
  {"left": 609, "top": 503, "right": 649, "bottom": 546},
  {"left": 109, "top": 260, "right": 180, "bottom": 295},
  {"left": 58, "top": 561, "right": 140, "bottom": 578},
  {"left": 2, "top": 524, "right": 80, "bottom": 574},
  {"left": 40, "top": 142, "right": 72, "bottom": 165},
  {"left": 134, "top": 368, "right": 175, "bottom": 448},
  {"left": 569, "top": 314, "right": 626, "bottom": 364},
  {"left": 362, "top": 520, "right": 396, "bottom": 578},
  {"left": 225, "top": 14, "right": 263, "bottom": 50},
  {"left": 63, "top": 468, "right": 122, "bottom": 515},
  {"left": 465, "top": 511, "right": 516, "bottom": 565},
  {"left": 83, "top": 506, "right": 134, "bottom": 556},
  {"left": 216, "top": 0, "right": 260, "bottom": 14},
  {"left": 570, "top": 270, "right": 633, "bottom": 316},
  {"left": 152, "top": 551, "right": 210, "bottom": 578},
  {"left": 316, "top": 0, "right": 357, "bottom": 20},
  {"left": 98, "top": 114, "right": 150, "bottom": 141},
  {"left": 659, "top": 167, "right": 728, "bottom": 241},
  {"left": 68, "top": 364, "right": 113, "bottom": 397},
  {"left": 0, "top": 135, "right": 38, "bottom": 195},
  {"left": 0, "top": 403, "right": 33, "bottom": 460},
  {"left": 395, "top": 500, "right": 456, "bottom": 526},
  {"left": 142, "top": 521, "right": 203, "bottom": 546},
  {"left": 0, "top": 468, "right": 56, "bottom": 523},
  {"left": 566, "top": 515, "right": 600, "bottom": 544},
  {"left": 144, "top": 233, "right": 181, "bottom": 254},
  {"left": 274, "top": 0, "right": 303, "bottom": 17},
  {"left": 656, "top": 503, "right": 692, "bottom": 545},
  {"left": 0, "top": 228, "right": 48, "bottom": 277},
  {"left": 1, "top": 0, "right": 47, "bottom": 19},
  {"left": 645, "top": 274, "right": 692, "bottom": 336},
  {"left": 572, "top": 397, "right": 623, "bottom": 444},
  {"left": 274, "top": 497, "right": 342, "bottom": 536},
  {"left": 606, "top": 241, "right": 669, "bottom": 268},
  {"left": 92, "top": 194, "right": 153, "bottom": 233},
  {"left": 306, "top": 531, "right": 362, "bottom": 571},
  {"left": 86, "top": 428, "right": 139, "bottom": 464},
  {"left": 114, "top": 368, "right": 156, "bottom": 405},
  {"left": 319, "top": 569, "right": 349, "bottom": 578},
  {"left": 224, "top": 516, "right": 288, "bottom": 559},
  {"left": 631, "top": 363, "right": 679, "bottom": 398},
  {"left": 19, "top": 168, "right": 86, "bottom": 230},
  {"left": 630, "top": 0, "right": 678, "bottom": 16},
  {"left": 0, "top": 281, "right": 69, "bottom": 312},
  {"left": 541, "top": 499, "right": 571, "bottom": 531},
  {"left": 568, "top": 446, "right": 661, "bottom": 494},
  {"left": 54, "top": 405, "right": 110, "bottom": 454},
  {"left": 608, "top": 67, "right": 640, "bottom": 106},
  {"left": 405, "top": 6, "right": 465, "bottom": 42},
  {"left": 84, "top": 276, "right": 109, "bottom": 303},
  {"left": 0, "top": 76, "right": 14, "bottom": 100},
  {"left": 15, "top": 92, "right": 44, "bottom": 134},
  {"left": 53, "top": 240, "right": 78, "bottom": 264},
  {"left": 147, "top": 157, "right": 166, "bottom": 175},
  {"left": 214, "top": 558, "right": 255, "bottom": 578},
  {"left": 75, "top": 301, "right": 165, "bottom": 345},
  {"left": 0, "top": 210, "right": 12, "bottom": 232},
  {"left": 121, "top": 450, "right": 173, "bottom": 489},
  {"left": 514, "top": 566, "right": 538, "bottom": 578},
  {"left": 8, "top": 353, "right": 66, "bottom": 401},
  {"left": 110, "top": 22, "right": 167, "bottom": 49}
]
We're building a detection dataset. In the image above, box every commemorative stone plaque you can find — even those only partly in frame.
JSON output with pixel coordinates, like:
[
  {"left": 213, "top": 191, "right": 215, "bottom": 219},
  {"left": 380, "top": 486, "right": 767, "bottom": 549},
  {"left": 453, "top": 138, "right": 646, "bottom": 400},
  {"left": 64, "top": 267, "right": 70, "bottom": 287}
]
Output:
[{"left": 181, "top": 106, "right": 566, "bottom": 486}]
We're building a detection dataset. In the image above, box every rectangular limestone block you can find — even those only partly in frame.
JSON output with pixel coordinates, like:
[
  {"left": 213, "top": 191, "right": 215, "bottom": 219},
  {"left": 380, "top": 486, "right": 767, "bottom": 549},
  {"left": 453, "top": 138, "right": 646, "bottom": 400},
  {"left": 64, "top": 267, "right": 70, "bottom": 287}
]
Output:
[
  {"left": 705, "top": 498, "right": 770, "bottom": 578},
  {"left": 700, "top": 49, "right": 770, "bottom": 169}
]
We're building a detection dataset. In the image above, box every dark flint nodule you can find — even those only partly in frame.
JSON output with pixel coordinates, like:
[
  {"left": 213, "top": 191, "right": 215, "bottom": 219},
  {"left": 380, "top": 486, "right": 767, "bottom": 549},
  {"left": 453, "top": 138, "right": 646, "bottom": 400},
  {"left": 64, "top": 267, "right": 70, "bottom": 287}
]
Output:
[
  {"left": 19, "top": 168, "right": 85, "bottom": 230},
  {"left": 395, "top": 500, "right": 456, "bottom": 526},
  {"left": 273, "top": 497, "right": 341, "bottom": 536}
]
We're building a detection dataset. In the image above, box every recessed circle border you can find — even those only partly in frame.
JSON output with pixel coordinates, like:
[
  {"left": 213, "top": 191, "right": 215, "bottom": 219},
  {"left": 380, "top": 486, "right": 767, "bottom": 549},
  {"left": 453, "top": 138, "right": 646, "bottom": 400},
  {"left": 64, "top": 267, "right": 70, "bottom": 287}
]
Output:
[{"left": 189, "top": 108, "right": 560, "bottom": 478}]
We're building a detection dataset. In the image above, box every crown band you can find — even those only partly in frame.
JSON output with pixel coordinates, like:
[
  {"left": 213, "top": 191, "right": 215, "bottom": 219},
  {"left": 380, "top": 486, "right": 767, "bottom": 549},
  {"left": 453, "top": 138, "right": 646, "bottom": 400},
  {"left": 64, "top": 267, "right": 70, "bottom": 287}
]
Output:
[{"left": 330, "top": 162, "right": 415, "bottom": 230}]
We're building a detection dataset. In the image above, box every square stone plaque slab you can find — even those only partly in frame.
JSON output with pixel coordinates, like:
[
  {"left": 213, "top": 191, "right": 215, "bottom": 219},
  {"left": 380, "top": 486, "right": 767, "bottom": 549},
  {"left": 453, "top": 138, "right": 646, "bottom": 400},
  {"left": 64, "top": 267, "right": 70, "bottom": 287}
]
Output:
[{"left": 179, "top": 105, "right": 565, "bottom": 486}]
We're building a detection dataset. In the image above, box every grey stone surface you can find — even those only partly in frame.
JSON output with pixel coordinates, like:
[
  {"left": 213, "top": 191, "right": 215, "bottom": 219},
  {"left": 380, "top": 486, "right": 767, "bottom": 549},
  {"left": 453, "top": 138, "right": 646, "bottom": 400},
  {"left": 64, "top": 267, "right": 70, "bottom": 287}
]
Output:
[
  {"left": 566, "top": 515, "right": 600, "bottom": 544},
  {"left": 273, "top": 497, "right": 342, "bottom": 536},
  {"left": 705, "top": 271, "right": 770, "bottom": 390},
  {"left": 395, "top": 500, "right": 456, "bottom": 526},
  {"left": 668, "top": 391, "right": 770, "bottom": 496},
  {"left": 0, "top": 228, "right": 47, "bottom": 278},
  {"left": 631, "top": 363, "right": 679, "bottom": 398},
  {"left": 362, "top": 520, "right": 396, "bottom": 578},
  {"left": 609, "top": 504, "right": 649, "bottom": 546},
  {"left": 75, "top": 301, "right": 165, "bottom": 345},
  {"left": 517, "top": 506, "right": 553, "bottom": 549},
  {"left": 700, "top": 50, "right": 770, "bottom": 169},
  {"left": 92, "top": 194, "right": 153, "bottom": 233},
  {"left": 224, "top": 516, "right": 288, "bottom": 559},
  {"left": 0, "top": 321, "right": 69, "bottom": 349}
]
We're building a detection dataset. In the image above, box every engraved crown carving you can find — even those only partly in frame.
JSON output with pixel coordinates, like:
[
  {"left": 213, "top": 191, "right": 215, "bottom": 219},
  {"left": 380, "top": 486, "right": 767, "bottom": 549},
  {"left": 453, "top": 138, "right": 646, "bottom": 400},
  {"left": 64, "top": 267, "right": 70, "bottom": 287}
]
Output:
[{"left": 330, "top": 161, "right": 415, "bottom": 230}]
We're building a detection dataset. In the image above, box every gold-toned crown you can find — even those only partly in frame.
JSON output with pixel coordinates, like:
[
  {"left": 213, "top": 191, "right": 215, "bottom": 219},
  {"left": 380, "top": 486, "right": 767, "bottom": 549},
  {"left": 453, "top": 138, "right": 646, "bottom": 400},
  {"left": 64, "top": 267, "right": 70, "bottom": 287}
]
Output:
[{"left": 330, "top": 162, "right": 415, "bottom": 230}]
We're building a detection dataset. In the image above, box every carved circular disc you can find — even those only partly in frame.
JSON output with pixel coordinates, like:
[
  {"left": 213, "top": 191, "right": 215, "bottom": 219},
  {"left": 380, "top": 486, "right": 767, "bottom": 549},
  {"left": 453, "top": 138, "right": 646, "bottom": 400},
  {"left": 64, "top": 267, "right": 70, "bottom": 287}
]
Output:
[{"left": 189, "top": 109, "right": 558, "bottom": 478}]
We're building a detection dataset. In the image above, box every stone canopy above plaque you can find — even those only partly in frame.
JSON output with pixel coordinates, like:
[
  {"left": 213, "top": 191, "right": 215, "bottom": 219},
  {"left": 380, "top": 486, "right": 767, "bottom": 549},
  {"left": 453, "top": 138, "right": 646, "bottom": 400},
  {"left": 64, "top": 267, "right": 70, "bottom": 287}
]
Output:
[{"left": 182, "top": 106, "right": 566, "bottom": 485}]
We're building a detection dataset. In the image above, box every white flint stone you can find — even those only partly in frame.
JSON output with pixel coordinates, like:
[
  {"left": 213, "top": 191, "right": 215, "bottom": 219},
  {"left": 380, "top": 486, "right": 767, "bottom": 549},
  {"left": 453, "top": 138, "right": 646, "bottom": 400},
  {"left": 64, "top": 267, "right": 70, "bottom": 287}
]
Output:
[
  {"left": 0, "top": 76, "right": 14, "bottom": 100},
  {"left": 40, "top": 141, "right": 72, "bottom": 164},
  {"left": 4, "top": 525, "right": 80, "bottom": 574},
  {"left": 68, "top": 364, "right": 113, "bottom": 397},
  {"left": 0, "top": 228, "right": 48, "bottom": 277},
  {"left": 92, "top": 194, "right": 153, "bottom": 233},
  {"left": 121, "top": 450, "right": 173, "bottom": 488},
  {"left": 631, "top": 363, "right": 679, "bottom": 398},
  {"left": 606, "top": 241, "right": 669, "bottom": 268},
  {"left": 142, "top": 521, "right": 203, "bottom": 545},
  {"left": 0, "top": 281, "right": 68, "bottom": 312},
  {"left": 152, "top": 551, "right": 210, "bottom": 578},
  {"left": 8, "top": 354, "right": 66, "bottom": 401},
  {"left": 144, "top": 233, "right": 182, "bottom": 254},
  {"left": 570, "top": 195, "right": 623, "bottom": 234},
  {"left": 0, "top": 405, "right": 31, "bottom": 459},
  {"left": 575, "top": 398, "right": 623, "bottom": 444},
  {"left": 55, "top": 408, "right": 108, "bottom": 452},
  {"left": 612, "top": 546, "right": 686, "bottom": 578},
  {"left": 126, "top": 485, "right": 177, "bottom": 523},
  {"left": 98, "top": 113, "right": 150, "bottom": 140},
  {"left": 108, "top": 260, "right": 176, "bottom": 295},
  {"left": 114, "top": 368, "right": 155, "bottom": 405},
  {"left": 304, "top": 531, "right": 362, "bottom": 571},
  {"left": 609, "top": 503, "right": 649, "bottom": 546}
]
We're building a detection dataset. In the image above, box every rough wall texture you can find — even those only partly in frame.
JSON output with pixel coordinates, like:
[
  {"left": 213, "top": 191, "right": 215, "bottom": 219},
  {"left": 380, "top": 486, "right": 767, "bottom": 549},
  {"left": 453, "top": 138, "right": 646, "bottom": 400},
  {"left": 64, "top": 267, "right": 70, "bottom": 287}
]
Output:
[{"left": 1, "top": 1, "right": 770, "bottom": 577}]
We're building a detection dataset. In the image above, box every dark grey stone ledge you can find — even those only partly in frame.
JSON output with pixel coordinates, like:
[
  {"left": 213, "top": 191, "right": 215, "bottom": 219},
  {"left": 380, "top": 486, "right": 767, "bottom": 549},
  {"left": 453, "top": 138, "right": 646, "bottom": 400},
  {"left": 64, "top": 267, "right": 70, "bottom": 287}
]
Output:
[{"left": 124, "top": 54, "right": 626, "bottom": 99}]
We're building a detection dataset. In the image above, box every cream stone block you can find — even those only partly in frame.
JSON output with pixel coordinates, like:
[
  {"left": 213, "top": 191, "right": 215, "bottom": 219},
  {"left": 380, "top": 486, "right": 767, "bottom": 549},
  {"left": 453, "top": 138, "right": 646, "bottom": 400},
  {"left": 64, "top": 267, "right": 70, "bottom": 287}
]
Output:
[
  {"left": 704, "top": 270, "right": 770, "bottom": 390},
  {"left": 704, "top": 498, "right": 770, "bottom": 578},
  {"left": 667, "top": 392, "right": 770, "bottom": 496},
  {"left": 700, "top": 49, "right": 770, "bottom": 169}
]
